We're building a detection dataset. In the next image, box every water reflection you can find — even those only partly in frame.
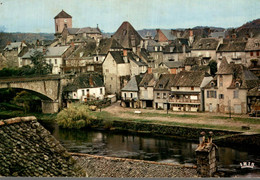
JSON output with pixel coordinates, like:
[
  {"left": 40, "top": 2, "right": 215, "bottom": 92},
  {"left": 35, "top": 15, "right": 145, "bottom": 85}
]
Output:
[{"left": 40, "top": 121, "right": 260, "bottom": 177}]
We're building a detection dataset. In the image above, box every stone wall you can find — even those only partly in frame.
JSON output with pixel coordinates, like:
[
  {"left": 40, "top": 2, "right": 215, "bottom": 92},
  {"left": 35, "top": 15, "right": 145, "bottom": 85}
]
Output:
[
  {"left": 0, "top": 116, "right": 84, "bottom": 177},
  {"left": 72, "top": 153, "right": 197, "bottom": 178}
]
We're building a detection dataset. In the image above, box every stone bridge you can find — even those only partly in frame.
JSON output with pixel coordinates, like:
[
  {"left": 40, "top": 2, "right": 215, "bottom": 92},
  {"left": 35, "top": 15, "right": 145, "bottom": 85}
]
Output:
[{"left": 0, "top": 75, "right": 74, "bottom": 113}]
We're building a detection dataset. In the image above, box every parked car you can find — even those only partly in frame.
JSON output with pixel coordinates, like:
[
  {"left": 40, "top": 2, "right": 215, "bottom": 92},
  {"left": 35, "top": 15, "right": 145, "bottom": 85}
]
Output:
[{"left": 249, "top": 110, "right": 260, "bottom": 117}]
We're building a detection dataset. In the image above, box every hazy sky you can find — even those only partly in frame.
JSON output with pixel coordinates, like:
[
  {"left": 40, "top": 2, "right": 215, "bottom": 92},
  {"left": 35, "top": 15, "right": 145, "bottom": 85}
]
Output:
[{"left": 0, "top": 0, "right": 259, "bottom": 33}]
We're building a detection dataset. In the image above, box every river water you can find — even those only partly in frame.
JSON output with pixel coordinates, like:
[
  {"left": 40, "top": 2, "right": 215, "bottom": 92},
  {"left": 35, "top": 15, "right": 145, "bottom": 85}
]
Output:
[{"left": 41, "top": 121, "right": 260, "bottom": 177}]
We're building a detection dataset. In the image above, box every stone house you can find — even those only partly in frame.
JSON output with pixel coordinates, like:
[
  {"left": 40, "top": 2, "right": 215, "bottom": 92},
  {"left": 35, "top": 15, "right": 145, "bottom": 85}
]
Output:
[
  {"left": 216, "top": 40, "right": 247, "bottom": 67},
  {"left": 54, "top": 10, "right": 72, "bottom": 37},
  {"left": 139, "top": 73, "right": 156, "bottom": 108},
  {"left": 191, "top": 38, "right": 220, "bottom": 65},
  {"left": 143, "top": 39, "right": 163, "bottom": 68},
  {"left": 163, "top": 38, "right": 191, "bottom": 62},
  {"left": 154, "top": 29, "right": 177, "bottom": 46},
  {"left": 128, "top": 52, "right": 148, "bottom": 76},
  {"left": 245, "top": 38, "right": 260, "bottom": 67},
  {"left": 102, "top": 50, "right": 131, "bottom": 97},
  {"left": 204, "top": 58, "right": 259, "bottom": 114},
  {"left": 169, "top": 71, "right": 212, "bottom": 112},
  {"left": 158, "top": 61, "right": 184, "bottom": 75},
  {"left": 20, "top": 46, "right": 72, "bottom": 74},
  {"left": 3, "top": 41, "right": 27, "bottom": 68},
  {"left": 121, "top": 75, "right": 143, "bottom": 108},
  {"left": 63, "top": 73, "right": 105, "bottom": 105},
  {"left": 154, "top": 74, "right": 176, "bottom": 110}
]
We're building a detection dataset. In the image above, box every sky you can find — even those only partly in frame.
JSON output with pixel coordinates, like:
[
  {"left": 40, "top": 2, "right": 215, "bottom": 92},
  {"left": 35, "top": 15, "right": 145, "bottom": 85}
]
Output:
[{"left": 0, "top": 0, "right": 259, "bottom": 33}]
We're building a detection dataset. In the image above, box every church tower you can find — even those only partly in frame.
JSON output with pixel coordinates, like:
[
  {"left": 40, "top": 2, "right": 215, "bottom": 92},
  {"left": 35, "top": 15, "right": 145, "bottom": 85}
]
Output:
[{"left": 54, "top": 10, "right": 72, "bottom": 36}]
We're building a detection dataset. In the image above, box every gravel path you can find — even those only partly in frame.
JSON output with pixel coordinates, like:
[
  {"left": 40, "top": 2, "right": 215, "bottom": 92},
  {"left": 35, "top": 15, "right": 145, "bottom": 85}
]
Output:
[{"left": 72, "top": 153, "right": 197, "bottom": 178}]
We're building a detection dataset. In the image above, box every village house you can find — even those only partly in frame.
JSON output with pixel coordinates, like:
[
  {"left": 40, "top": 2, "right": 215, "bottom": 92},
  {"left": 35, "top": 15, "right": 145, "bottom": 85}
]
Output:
[
  {"left": 245, "top": 38, "right": 260, "bottom": 67},
  {"left": 191, "top": 38, "right": 220, "bottom": 65},
  {"left": 121, "top": 75, "right": 143, "bottom": 108},
  {"left": 158, "top": 61, "right": 184, "bottom": 75},
  {"left": 20, "top": 46, "right": 72, "bottom": 74},
  {"left": 128, "top": 52, "right": 148, "bottom": 76},
  {"left": 163, "top": 38, "right": 191, "bottom": 62},
  {"left": 154, "top": 74, "right": 176, "bottom": 110},
  {"left": 143, "top": 39, "right": 163, "bottom": 68},
  {"left": 3, "top": 41, "right": 27, "bottom": 67},
  {"left": 54, "top": 10, "right": 72, "bottom": 37},
  {"left": 154, "top": 29, "right": 177, "bottom": 46},
  {"left": 63, "top": 73, "right": 105, "bottom": 105},
  {"left": 204, "top": 57, "right": 259, "bottom": 114},
  {"left": 139, "top": 72, "right": 156, "bottom": 108},
  {"left": 102, "top": 50, "right": 131, "bottom": 97},
  {"left": 169, "top": 71, "right": 212, "bottom": 112},
  {"left": 216, "top": 40, "right": 247, "bottom": 67}
]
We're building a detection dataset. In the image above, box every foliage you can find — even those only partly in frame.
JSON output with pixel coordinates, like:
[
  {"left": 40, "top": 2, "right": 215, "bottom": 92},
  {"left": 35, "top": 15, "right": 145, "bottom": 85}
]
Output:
[
  {"left": 208, "top": 60, "right": 217, "bottom": 76},
  {"left": 57, "top": 103, "right": 93, "bottom": 129},
  {"left": 0, "top": 88, "right": 17, "bottom": 102},
  {"left": 13, "top": 90, "right": 41, "bottom": 113},
  {"left": 30, "top": 51, "right": 52, "bottom": 75}
]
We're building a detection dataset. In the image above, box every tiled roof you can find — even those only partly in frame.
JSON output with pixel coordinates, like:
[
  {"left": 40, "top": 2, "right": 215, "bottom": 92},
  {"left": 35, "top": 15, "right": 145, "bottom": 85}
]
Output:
[
  {"left": 160, "top": 29, "right": 177, "bottom": 41},
  {"left": 113, "top": 21, "right": 143, "bottom": 49},
  {"left": 161, "top": 61, "right": 184, "bottom": 68},
  {"left": 0, "top": 116, "right": 83, "bottom": 177},
  {"left": 139, "top": 73, "right": 155, "bottom": 87},
  {"left": 128, "top": 52, "right": 147, "bottom": 67},
  {"left": 109, "top": 51, "right": 125, "bottom": 64},
  {"left": 63, "top": 73, "right": 104, "bottom": 92},
  {"left": 45, "top": 46, "right": 70, "bottom": 57},
  {"left": 184, "top": 57, "right": 200, "bottom": 66},
  {"left": 172, "top": 71, "right": 205, "bottom": 87},
  {"left": 216, "top": 57, "right": 233, "bottom": 75},
  {"left": 95, "top": 38, "right": 123, "bottom": 55},
  {"left": 217, "top": 41, "right": 247, "bottom": 52},
  {"left": 154, "top": 74, "right": 176, "bottom": 90},
  {"left": 192, "top": 38, "right": 219, "bottom": 50},
  {"left": 77, "top": 27, "right": 101, "bottom": 34},
  {"left": 21, "top": 48, "right": 43, "bottom": 59},
  {"left": 54, "top": 10, "right": 72, "bottom": 19}
]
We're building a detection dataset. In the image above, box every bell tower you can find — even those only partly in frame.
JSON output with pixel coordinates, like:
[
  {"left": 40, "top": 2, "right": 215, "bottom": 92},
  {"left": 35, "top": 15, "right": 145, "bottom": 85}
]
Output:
[{"left": 54, "top": 10, "right": 72, "bottom": 36}]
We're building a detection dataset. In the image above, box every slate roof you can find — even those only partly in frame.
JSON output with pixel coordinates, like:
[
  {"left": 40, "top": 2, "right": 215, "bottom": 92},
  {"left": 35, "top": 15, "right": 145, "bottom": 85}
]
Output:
[
  {"left": 203, "top": 76, "right": 218, "bottom": 89},
  {"left": 67, "top": 41, "right": 96, "bottom": 59},
  {"left": 245, "top": 38, "right": 260, "bottom": 51},
  {"left": 21, "top": 48, "right": 43, "bottom": 59},
  {"left": 128, "top": 52, "right": 147, "bottom": 67},
  {"left": 209, "top": 31, "right": 227, "bottom": 38},
  {"left": 63, "top": 73, "right": 104, "bottom": 92},
  {"left": 160, "top": 61, "right": 184, "bottom": 68},
  {"left": 163, "top": 41, "right": 190, "bottom": 54},
  {"left": 121, "top": 75, "right": 142, "bottom": 92},
  {"left": 109, "top": 51, "right": 125, "bottom": 64},
  {"left": 4, "top": 42, "right": 24, "bottom": 51},
  {"left": 154, "top": 74, "right": 176, "bottom": 90},
  {"left": 77, "top": 27, "right": 101, "bottom": 34},
  {"left": 95, "top": 38, "right": 123, "bottom": 55},
  {"left": 45, "top": 46, "right": 70, "bottom": 57},
  {"left": 217, "top": 41, "right": 247, "bottom": 52},
  {"left": 67, "top": 28, "right": 80, "bottom": 35},
  {"left": 160, "top": 29, "right": 177, "bottom": 41},
  {"left": 146, "top": 39, "right": 161, "bottom": 52},
  {"left": 112, "top": 21, "right": 143, "bottom": 49},
  {"left": 0, "top": 116, "right": 83, "bottom": 177},
  {"left": 172, "top": 71, "right": 205, "bottom": 87},
  {"left": 248, "top": 86, "right": 260, "bottom": 96},
  {"left": 54, "top": 10, "right": 72, "bottom": 19},
  {"left": 192, "top": 38, "right": 219, "bottom": 50},
  {"left": 139, "top": 73, "right": 155, "bottom": 87},
  {"left": 184, "top": 57, "right": 200, "bottom": 66},
  {"left": 216, "top": 57, "right": 233, "bottom": 75}
]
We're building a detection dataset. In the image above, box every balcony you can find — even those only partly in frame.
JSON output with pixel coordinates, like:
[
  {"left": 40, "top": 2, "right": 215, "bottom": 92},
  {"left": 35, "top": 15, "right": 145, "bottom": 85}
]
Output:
[{"left": 169, "top": 98, "right": 200, "bottom": 104}]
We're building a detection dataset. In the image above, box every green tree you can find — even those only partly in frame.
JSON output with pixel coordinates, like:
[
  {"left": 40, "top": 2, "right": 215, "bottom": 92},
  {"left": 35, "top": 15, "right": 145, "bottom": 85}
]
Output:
[
  {"left": 57, "top": 103, "right": 93, "bottom": 129},
  {"left": 13, "top": 91, "right": 41, "bottom": 113},
  {"left": 30, "top": 50, "right": 52, "bottom": 75},
  {"left": 208, "top": 60, "right": 217, "bottom": 76}
]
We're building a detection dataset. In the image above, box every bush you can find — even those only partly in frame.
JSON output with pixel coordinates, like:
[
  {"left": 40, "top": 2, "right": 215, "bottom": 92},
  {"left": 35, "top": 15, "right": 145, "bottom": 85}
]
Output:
[{"left": 56, "top": 103, "right": 93, "bottom": 129}]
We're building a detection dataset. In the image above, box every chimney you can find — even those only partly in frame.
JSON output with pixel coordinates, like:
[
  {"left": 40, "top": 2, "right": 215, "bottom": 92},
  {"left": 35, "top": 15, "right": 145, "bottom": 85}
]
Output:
[
  {"left": 147, "top": 67, "right": 152, "bottom": 74},
  {"left": 89, "top": 75, "right": 94, "bottom": 87},
  {"left": 144, "top": 40, "right": 148, "bottom": 50},
  {"left": 189, "top": 30, "right": 193, "bottom": 37},
  {"left": 123, "top": 49, "right": 127, "bottom": 57},
  {"left": 71, "top": 42, "right": 75, "bottom": 49},
  {"left": 182, "top": 44, "right": 186, "bottom": 54}
]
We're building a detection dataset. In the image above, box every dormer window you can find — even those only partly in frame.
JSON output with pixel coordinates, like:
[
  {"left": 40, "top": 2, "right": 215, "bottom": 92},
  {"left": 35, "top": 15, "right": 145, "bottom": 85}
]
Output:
[
  {"left": 159, "top": 84, "right": 163, "bottom": 88},
  {"left": 155, "top": 46, "right": 158, "bottom": 51},
  {"left": 206, "top": 43, "right": 210, "bottom": 47},
  {"left": 255, "top": 43, "right": 259, "bottom": 47},
  {"left": 199, "top": 43, "right": 202, "bottom": 48},
  {"left": 235, "top": 82, "right": 240, "bottom": 88},
  {"left": 211, "top": 82, "right": 215, "bottom": 87}
]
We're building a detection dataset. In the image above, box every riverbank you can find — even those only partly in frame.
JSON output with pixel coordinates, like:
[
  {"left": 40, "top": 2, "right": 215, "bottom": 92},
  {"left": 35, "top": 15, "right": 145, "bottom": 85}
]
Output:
[{"left": 72, "top": 153, "right": 197, "bottom": 178}]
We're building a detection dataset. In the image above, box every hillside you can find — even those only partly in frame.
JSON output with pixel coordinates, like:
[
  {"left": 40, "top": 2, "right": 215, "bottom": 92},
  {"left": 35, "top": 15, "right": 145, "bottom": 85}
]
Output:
[
  {"left": 237, "top": 18, "right": 260, "bottom": 31},
  {"left": 0, "top": 32, "right": 54, "bottom": 49}
]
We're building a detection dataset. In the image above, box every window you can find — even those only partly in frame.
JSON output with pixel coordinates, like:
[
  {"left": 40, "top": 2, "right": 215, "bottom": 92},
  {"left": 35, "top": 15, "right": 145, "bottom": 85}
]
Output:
[
  {"left": 235, "top": 82, "right": 240, "bottom": 88},
  {"left": 56, "top": 25, "right": 58, "bottom": 32},
  {"left": 64, "top": 24, "right": 67, "bottom": 28},
  {"left": 130, "top": 93, "right": 133, "bottom": 98},
  {"left": 177, "top": 86, "right": 179, "bottom": 90},
  {"left": 159, "top": 84, "right": 163, "bottom": 88},
  {"left": 233, "top": 90, "right": 239, "bottom": 99},
  {"left": 95, "top": 57, "right": 99, "bottom": 61},
  {"left": 55, "top": 59, "right": 57, "bottom": 64},
  {"left": 207, "top": 90, "right": 217, "bottom": 98},
  {"left": 49, "top": 59, "right": 51, "bottom": 64},
  {"left": 100, "top": 88, "right": 103, "bottom": 95},
  {"left": 257, "top": 51, "right": 260, "bottom": 57},
  {"left": 191, "top": 86, "right": 194, "bottom": 90},
  {"left": 157, "top": 93, "right": 160, "bottom": 99},
  {"left": 250, "top": 52, "right": 254, "bottom": 56},
  {"left": 211, "top": 82, "right": 215, "bottom": 87},
  {"left": 82, "top": 90, "right": 85, "bottom": 96},
  {"left": 163, "top": 93, "right": 166, "bottom": 99},
  {"left": 219, "top": 94, "right": 224, "bottom": 99},
  {"left": 106, "top": 69, "right": 109, "bottom": 73},
  {"left": 124, "top": 93, "right": 126, "bottom": 98},
  {"left": 111, "top": 77, "right": 113, "bottom": 80},
  {"left": 154, "top": 46, "right": 158, "bottom": 51},
  {"left": 220, "top": 82, "right": 223, "bottom": 87}
]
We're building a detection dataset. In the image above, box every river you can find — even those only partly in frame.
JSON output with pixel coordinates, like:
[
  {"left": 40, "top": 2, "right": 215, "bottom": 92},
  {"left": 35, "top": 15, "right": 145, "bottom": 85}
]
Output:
[{"left": 41, "top": 121, "right": 260, "bottom": 177}]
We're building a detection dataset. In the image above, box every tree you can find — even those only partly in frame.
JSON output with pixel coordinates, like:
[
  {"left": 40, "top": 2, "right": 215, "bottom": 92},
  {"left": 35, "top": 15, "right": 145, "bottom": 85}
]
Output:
[
  {"left": 13, "top": 91, "right": 41, "bottom": 113},
  {"left": 30, "top": 50, "right": 52, "bottom": 75},
  {"left": 208, "top": 60, "right": 217, "bottom": 76}
]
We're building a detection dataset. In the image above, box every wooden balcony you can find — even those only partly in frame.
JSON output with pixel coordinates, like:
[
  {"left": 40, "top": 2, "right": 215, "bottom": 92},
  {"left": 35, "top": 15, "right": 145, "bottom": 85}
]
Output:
[{"left": 169, "top": 98, "right": 200, "bottom": 104}]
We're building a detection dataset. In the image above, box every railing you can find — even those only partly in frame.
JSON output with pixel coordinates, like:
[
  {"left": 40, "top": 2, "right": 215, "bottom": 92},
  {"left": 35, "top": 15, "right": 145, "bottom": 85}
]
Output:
[{"left": 169, "top": 99, "right": 200, "bottom": 103}]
